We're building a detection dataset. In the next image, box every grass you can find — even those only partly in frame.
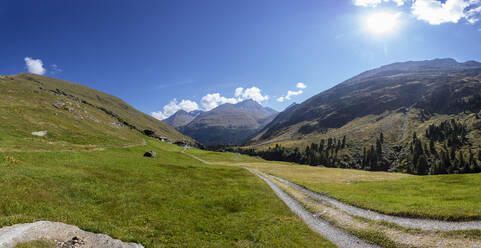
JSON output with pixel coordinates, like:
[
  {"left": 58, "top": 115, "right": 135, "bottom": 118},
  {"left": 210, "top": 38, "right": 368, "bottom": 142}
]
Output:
[
  {"left": 0, "top": 139, "right": 334, "bottom": 248},
  {"left": 186, "top": 148, "right": 481, "bottom": 220},
  {"left": 15, "top": 240, "right": 56, "bottom": 248},
  {"left": 348, "top": 229, "right": 399, "bottom": 248},
  {"left": 0, "top": 73, "right": 191, "bottom": 152}
]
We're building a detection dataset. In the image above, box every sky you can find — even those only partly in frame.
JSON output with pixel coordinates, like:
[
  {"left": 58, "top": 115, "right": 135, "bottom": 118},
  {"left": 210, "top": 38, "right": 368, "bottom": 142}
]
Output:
[{"left": 2, "top": 0, "right": 481, "bottom": 119}]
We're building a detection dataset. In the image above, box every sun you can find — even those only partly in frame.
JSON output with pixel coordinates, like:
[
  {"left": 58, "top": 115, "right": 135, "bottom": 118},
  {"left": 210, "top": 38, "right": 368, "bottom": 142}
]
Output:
[{"left": 365, "top": 12, "right": 400, "bottom": 35}]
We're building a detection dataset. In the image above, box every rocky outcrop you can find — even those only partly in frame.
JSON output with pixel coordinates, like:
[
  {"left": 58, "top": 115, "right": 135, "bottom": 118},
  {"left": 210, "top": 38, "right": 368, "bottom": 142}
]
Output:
[{"left": 0, "top": 221, "right": 144, "bottom": 248}]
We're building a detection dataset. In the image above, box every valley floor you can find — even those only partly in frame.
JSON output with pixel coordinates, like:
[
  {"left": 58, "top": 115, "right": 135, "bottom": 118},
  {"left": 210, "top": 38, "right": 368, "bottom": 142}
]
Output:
[
  {"left": 0, "top": 140, "right": 334, "bottom": 248},
  {"left": 2, "top": 137, "right": 481, "bottom": 247},
  {"left": 185, "top": 148, "right": 481, "bottom": 248}
]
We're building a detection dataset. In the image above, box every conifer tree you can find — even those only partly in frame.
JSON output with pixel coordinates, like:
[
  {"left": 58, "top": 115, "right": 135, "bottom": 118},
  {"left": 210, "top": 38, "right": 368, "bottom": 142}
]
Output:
[{"left": 416, "top": 155, "right": 428, "bottom": 175}]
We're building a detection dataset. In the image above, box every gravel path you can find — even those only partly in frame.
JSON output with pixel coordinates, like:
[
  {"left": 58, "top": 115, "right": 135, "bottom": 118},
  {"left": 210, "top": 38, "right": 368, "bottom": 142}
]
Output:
[
  {"left": 183, "top": 150, "right": 377, "bottom": 247},
  {"left": 245, "top": 168, "right": 379, "bottom": 248},
  {"left": 270, "top": 174, "right": 481, "bottom": 231},
  {"left": 0, "top": 221, "right": 144, "bottom": 248},
  {"left": 181, "top": 149, "right": 481, "bottom": 247}
]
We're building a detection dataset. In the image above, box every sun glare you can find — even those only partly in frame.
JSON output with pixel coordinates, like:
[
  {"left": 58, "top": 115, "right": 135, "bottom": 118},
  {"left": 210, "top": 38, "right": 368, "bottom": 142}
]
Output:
[{"left": 365, "top": 12, "right": 400, "bottom": 35}]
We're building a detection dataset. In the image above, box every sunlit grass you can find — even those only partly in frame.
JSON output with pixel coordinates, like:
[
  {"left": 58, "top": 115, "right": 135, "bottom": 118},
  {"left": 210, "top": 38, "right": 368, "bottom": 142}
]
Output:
[
  {"left": 187, "top": 148, "right": 481, "bottom": 220},
  {"left": 0, "top": 140, "right": 334, "bottom": 247}
]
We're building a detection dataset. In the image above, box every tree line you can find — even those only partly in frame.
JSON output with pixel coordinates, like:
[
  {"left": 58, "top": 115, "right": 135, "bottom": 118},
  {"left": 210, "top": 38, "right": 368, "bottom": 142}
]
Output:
[
  {"left": 236, "top": 119, "right": 481, "bottom": 175},
  {"left": 240, "top": 136, "right": 348, "bottom": 167},
  {"left": 407, "top": 119, "right": 480, "bottom": 175}
]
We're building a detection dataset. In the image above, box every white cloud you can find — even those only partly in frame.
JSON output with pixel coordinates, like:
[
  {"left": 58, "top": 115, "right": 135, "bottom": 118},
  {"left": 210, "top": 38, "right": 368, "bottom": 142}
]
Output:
[
  {"left": 412, "top": 0, "right": 471, "bottom": 24},
  {"left": 201, "top": 93, "right": 238, "bottom": 111},
  {"left": 24, "top": 57, "right": 46, "bottom": 75},
  {"left": 354, "top": 0, "right": 405, "bottom": 7},
  {"left": 236, "top": 87, "right": 269, "bottom": 103},
  {"left": 277, "top": 83, "right": 306, "bottom": 102},
  {"left": 393, "top": 0, "right": 406, "bottom": 6},
  {"left": 286, "top": 90, "right": 303, "bottom": 100},
  {"left": 153, "top": 86, "right": 270, "bottom": 118},
  {"left": 355, "top": 0, "right": 481, "bottom": 24},
  {"left": 200, "top": 86, "right": 269, "bottom": 110},
  {"left": 152, "top": 99, "right": 199, "bottom": 120},
  {"left": 354, "top": 0, "right": 386, "bottom": 7},
  {"left": 466, "top": 5, "right": 481, "bottom": 23},
  {"left": 277, "top": 90, "right": 304, "bottom": 102},
  {"left": 234, "top": 87, "right": 244, "bottom": 97},
  {"left": 296, "top": 82, "right": 307, "bottom": 89},
  {"left": 50, "top": 64, "right": 62, "bottom": 75}
]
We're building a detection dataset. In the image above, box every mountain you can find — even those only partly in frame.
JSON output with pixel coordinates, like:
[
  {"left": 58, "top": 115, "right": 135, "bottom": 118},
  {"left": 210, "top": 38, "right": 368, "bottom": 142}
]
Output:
[
  {"left": 252, "top": 58, "right": 481, "bottom": 143},
  {"left": 0, "top": 73, "right": 193, "bottom": 151},
  {"left": 163, "top": 110, "right": 203, "bottom": 129},
  {"left": 246, "top": 58, "right": 481, "bottom": 174},
  {"left": 179, "top": 99, "right": 278, "bottom": 146}
]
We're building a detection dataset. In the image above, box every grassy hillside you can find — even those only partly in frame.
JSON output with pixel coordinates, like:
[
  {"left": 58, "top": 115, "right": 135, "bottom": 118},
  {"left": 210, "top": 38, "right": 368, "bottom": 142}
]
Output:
[
  {"left": 0, "top": 73, "right": 192, "bottom": 152},
  {"left": 255, "top": 59, "right": 481, "bottom": 143},
  {"left": 247, "top": 59, "right": 481, "bottom": 175},
  {"left": 186, "top": 148, "right": 481, "bottom": 220},
  {"left": 0, "top": 139, "right": 334, "bottom": 247}
]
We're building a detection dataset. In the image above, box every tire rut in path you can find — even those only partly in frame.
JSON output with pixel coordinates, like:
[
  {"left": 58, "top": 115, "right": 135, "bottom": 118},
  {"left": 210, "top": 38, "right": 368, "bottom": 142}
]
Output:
[
  {"left": 181, "top": 150, "right": 378, "bottom": 247},
  {"left": 271, "top": 175, "right": 481, "bottom": 231},
  {"left": 245, "top": 168, "right": 379, "bottom": 248}
]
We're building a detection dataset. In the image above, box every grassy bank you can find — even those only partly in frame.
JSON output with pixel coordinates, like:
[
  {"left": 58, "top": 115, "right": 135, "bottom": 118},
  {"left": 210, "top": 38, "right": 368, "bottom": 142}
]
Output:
[
  {"left": 0, "top": 140, "right": 334, "bottom": 247},
  {"left": 186, "top": 149, "right": 481, "bottom": 220}
]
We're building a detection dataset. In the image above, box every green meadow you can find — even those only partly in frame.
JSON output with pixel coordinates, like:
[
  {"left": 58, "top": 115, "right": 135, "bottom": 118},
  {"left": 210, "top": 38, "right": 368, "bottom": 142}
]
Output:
[
  {"left": 186, "top": 148, "right": 481, "bottom": 221},
  {"left": 0, "top": 139, "right": 334, "bottom": 248}
]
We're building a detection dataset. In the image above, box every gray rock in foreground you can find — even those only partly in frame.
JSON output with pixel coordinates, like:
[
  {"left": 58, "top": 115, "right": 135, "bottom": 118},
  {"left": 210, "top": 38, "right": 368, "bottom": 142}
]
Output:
[
  {"left": 0, "top": 221, "right": 144, "bottom": 248},
  {"left": 143, "top": 151, "right": 156, "bottom": 157}
]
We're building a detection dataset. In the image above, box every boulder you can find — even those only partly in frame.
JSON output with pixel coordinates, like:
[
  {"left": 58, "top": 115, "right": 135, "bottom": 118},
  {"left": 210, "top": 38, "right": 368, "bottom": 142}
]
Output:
[
  {"left": 143, "top": 129, "right": 155, "bottom": 137},
  {"left": 31, "top": 131, "right": 48, "bottom": 137},
  {"left": 143, "top": 151, "right": 156, "bottom": 158}
]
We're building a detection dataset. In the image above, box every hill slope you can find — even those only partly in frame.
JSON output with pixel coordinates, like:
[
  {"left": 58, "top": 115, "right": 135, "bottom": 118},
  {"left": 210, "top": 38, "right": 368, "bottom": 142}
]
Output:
[
  {"left": 247, "top": 58, "right": 481, "bottom": 174},
  {"left": 180, "top": 100, "right": 278, "bottom": 146},
  {"left": 0, "top": 73, "right": 192, "bottom": 151}
]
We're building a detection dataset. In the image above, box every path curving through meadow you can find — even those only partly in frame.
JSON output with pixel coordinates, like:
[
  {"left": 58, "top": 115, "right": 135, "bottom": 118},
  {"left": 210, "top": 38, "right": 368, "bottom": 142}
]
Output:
[{"left": 181, "top": 148, "right": 481, "bottom": 232}]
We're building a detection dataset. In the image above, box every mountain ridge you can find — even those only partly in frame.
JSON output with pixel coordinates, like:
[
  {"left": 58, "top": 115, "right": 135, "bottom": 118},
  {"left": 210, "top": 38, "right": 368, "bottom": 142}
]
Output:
[
  {"left": 244, "top": 58, "right": 481, "bottom": 175},
  {"left": 0, "top": 73, "right": 193, "bottom": 151},
  {"left": 252, "top": 58, "right": 481, "bottom": 143},
  {"left": 174, "top": 99, "right": 278, "bottom": 146}
]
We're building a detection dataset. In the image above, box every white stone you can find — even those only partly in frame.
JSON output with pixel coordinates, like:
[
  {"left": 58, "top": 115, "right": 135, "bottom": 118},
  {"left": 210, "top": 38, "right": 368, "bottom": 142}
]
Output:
[{"left": 31, "top": 131, "right": 48, "bottom": 137}]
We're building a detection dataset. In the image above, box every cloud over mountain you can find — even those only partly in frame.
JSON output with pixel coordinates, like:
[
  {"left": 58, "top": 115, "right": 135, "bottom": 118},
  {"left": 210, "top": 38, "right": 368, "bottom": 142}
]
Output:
[
  {"left": 153, "top": 86, "right": 269, "bottom": 119},
  {"left": 24, "top": 57, "right": 46, "bottom": 75},
  {"left": 277, "top": 82, "right": 306, "bottom": 102},
  {"left": 152, "top": 99, "right": 200, "bottom": 120}
]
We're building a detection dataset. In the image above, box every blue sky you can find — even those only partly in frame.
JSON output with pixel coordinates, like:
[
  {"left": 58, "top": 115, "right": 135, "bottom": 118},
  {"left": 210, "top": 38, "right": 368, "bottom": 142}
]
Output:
[{"left": 2, "top": 0, "right": 481, "bottom": 119}]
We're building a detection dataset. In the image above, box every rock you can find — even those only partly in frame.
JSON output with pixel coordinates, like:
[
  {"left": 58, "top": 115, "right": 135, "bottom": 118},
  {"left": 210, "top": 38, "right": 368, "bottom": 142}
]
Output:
[
  {"left": 0, "top": 221, "right": 144, "bottom": 248},
  {"left": 173, "top": 141, "right": 187, "bottom": 147},
  {"left": 58, "top": 236, "right": 86, "bottom": 248},
  {"left": 142, "top": 129, "right": 155, "bottom": 137},
  {"left": 143, "top": 151, "right": 156, "bottom": 158},
  {"left": 31, "top": 131, "right": 48, "bottom": 137}
]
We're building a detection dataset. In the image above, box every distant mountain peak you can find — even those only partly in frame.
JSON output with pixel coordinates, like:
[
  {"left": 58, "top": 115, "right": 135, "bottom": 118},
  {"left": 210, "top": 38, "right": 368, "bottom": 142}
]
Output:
[
  {"left": 175, "top": 110, "right": 188, "bottom": 115},
  {"left": 163, "top": 109, "right": 204, "bottom": 129},
  {"left": 178, "top": 99, "right": 278, "bottom": 146},
  {"left": 235, "top": 99, "right": 263, "bottom": 107}
]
